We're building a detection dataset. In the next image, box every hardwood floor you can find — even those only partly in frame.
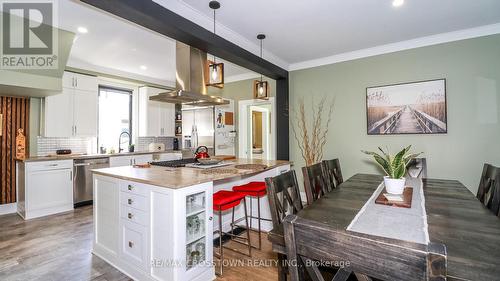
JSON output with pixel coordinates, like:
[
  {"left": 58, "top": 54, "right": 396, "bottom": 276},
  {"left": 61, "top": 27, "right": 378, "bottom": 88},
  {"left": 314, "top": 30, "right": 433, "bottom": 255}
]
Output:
[{"left": 0, "top": 206, "right": 279, "bottom": 281}]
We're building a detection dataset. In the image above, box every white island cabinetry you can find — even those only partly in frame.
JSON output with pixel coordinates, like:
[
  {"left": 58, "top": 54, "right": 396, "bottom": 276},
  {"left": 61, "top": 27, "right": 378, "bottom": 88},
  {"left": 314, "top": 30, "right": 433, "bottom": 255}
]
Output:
[
  {"left": 93, "top": 175, "right": 214, "bottom": 281},
  {"left": 92, "top": 159, "right": 290, "bottom": 281}
]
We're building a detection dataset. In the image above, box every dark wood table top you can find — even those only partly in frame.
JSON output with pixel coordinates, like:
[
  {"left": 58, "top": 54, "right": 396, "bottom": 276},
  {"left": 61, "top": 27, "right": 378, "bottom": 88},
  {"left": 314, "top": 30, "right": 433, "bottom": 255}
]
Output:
[{"left": 269, "top": 173, "right": 500, "bottom": 281}]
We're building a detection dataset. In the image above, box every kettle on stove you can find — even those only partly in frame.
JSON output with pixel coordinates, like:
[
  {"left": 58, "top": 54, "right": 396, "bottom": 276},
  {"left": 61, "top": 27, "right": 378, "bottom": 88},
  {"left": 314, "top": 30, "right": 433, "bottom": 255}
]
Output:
[{"left": 194, "top": 146, "right": 210, "bottom": 159}]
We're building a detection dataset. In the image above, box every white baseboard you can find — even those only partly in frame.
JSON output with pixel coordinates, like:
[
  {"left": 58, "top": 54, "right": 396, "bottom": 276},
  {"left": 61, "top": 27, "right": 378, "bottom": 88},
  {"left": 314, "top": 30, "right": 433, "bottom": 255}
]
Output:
[{"left": 0, "top": 203, "right": 17, "bottom": 215}]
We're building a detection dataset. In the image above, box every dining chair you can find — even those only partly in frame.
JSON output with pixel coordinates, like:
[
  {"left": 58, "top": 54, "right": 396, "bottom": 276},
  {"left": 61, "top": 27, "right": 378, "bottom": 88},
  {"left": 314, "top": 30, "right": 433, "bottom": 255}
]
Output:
[
  {"left": 265, "top": 170, "right": 304, "bottom": 281},
  {"left": 283, "top": 214, "right": 447, "bottom": 281},
  {"left": 406, "top": 158, "right": 427, "bottom": 179},
  {"left": 322, "top": 158, "right": 344, "bottom": 190},
  {"left": 302, "top": 162, "right": 329, "bottom": 205},
  {"left": 476, "top": 163, "right": 500, "bottom": 216}
]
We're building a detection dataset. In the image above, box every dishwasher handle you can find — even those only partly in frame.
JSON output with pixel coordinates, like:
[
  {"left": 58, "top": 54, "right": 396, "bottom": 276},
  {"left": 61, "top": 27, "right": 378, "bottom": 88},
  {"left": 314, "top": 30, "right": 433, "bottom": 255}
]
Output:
[{"left": 74, "top": 163, "right": 93, "bottom": 167}]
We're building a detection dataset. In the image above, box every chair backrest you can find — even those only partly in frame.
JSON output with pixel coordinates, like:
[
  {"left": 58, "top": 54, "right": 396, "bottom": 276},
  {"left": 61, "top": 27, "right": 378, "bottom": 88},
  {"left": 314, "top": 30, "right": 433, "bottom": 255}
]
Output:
[
  {"left": 322, "top": 158, "right": 344, "bottom": 190},
  {"left": 406, "top": 158, "right": 427, "bottom": 179},
  {"left": 283, "top": 214, "right": 447, "bottom": 281},
  {"left": 302, "top": 162, "right": 329, "bottom": 205},
  {"left": 265, "top": 170, "right": 304, "bottom": 229},
  {"left": 477, "top": 163, "right": 500, "bottom": 215}
]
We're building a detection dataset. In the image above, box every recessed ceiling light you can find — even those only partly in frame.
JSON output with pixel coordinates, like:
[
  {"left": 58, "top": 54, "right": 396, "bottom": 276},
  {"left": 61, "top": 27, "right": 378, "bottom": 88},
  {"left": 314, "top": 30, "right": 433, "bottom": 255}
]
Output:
[
  {"left": 392, "top": 0, "right": 404, "bottom": 7},
  {"left": 77, "top": 26, "right": 88, "bottom": 34},
  {"left": 140, "top": 65, "right": 147, "bottom": 70}
]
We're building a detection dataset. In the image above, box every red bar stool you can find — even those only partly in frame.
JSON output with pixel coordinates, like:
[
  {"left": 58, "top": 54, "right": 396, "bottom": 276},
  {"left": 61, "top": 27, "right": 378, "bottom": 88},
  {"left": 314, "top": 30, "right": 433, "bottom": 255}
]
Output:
[
  {"left": 232, "top": 181, "right": 269, "bottom": 250},
  {"left": 212, "top": 190, "right": 252, "bottom": 276}
]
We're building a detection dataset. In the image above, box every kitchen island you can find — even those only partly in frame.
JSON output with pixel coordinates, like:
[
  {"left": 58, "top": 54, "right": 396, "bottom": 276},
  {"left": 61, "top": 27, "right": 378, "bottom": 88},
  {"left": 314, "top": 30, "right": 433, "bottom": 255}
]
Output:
[{"left": 92, "top": 158, "right": 290, "bottom": 281}]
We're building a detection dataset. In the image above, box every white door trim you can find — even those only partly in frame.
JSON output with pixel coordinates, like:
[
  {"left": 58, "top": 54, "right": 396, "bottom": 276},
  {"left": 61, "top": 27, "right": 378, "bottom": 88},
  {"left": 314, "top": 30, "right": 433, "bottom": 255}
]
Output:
[
  {"left": 249, "top": 106, "right": 270, "bottom": 160},
  {"left": 238, "top": 98, "right": 276, "bottom": 160}
]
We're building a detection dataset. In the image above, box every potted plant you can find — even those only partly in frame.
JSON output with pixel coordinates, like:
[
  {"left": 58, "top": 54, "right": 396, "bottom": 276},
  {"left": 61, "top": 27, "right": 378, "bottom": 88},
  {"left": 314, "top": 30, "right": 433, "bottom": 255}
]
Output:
[{"left": 362, "top": 146, "right": 421, "bottom": 194}]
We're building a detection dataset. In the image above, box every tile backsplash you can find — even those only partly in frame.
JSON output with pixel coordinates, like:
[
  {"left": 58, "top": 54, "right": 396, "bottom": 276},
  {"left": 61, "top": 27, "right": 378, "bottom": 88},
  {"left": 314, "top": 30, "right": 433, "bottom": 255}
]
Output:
[
  {"left": 36, "top": 137, "right": 96, "bottom": 156},
  {"left": 137, "top": 137, "right": 175, "bottom": 151},
  {"left": 35, "top": 136, "right": 177, "bottom": 156}
]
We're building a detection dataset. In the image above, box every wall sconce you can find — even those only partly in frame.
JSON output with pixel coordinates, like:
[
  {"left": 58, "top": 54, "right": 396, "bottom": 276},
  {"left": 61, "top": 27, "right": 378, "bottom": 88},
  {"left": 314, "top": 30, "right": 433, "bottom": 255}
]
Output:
[
  {"left": 206, "top": 60, "right": 224, "bottom": 88},
  {"left": 254, "top": 80, "right": 269, "bottom": 99}
]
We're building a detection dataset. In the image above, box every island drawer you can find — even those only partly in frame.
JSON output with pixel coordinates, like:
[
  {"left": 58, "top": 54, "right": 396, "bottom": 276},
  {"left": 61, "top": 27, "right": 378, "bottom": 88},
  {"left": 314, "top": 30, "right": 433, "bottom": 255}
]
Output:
[
  {"left": 120, "top": 192, "right": 148, "bottom": 211},
  {"left": 120, "top": 181, "right": 148, "bottom": 197},
  {"left": 121, "top": 220, "right": 148, "bottom": 269},
  {"left": 121, "top": 205, "right": 148, "bottom": 226}
]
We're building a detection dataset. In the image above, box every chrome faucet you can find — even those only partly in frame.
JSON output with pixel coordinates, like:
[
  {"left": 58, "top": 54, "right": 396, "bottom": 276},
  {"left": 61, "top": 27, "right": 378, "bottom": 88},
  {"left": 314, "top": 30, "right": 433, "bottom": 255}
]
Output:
[{"left": 118, "top": 131, "right": 131, "bottom": 153}]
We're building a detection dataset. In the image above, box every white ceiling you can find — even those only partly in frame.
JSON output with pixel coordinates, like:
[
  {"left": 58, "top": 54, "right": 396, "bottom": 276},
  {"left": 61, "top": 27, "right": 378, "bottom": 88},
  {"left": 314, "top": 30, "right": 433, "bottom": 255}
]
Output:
[
  {"left": 57, "top": 0, "right": 256, "bottom": 86},
  {"left": 55, "top": 0, "right": 500, "bottom": 81},
  {"left": 176, "top": 0, "right": 500, "bottom": 68}
]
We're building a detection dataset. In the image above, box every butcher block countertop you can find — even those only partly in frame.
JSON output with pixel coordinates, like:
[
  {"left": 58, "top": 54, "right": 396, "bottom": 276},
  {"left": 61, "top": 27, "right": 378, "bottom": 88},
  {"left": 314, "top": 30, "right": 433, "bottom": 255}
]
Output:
[{"left": 92, "top": 158, "right": 290, "bottom": 189}]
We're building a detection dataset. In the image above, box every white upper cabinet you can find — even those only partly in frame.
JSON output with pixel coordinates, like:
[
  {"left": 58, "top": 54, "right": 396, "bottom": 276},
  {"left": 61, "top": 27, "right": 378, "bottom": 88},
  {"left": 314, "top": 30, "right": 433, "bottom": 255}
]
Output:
[
  {"left": 138, "top": 86, "right": 175, "bottom": 137},
  {"left": 45, "top": 71, "right": 98, "bottom": 137},
  {"left": 73, "top": 89, "right": 98, "bottom": 136},
  {"left": 45, "top": 91, "right": 74, "bottom": 137},
  {"left": 62, "top": 71, "right": 99, "bottom": 92}
]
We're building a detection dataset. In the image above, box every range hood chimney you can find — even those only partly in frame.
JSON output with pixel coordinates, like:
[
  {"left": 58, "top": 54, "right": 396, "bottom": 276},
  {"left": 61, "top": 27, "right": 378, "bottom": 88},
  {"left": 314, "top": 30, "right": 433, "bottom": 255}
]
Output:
[{"left": 149, "top": 42, "right": 229, "bottom": 106}]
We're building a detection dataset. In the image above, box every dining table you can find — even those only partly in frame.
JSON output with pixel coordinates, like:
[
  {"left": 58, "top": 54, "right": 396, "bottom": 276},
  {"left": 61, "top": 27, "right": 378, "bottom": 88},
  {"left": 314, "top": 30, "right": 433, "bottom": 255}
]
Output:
[{"left": 268, "top": 173, "right": 500, "bottom": 281}]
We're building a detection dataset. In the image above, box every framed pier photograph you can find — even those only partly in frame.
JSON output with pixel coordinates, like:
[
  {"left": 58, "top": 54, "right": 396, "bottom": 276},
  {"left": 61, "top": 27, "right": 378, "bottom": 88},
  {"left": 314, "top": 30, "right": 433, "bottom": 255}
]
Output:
[{"left": 366, "top": 79, "right": 447, "bottom": 135}]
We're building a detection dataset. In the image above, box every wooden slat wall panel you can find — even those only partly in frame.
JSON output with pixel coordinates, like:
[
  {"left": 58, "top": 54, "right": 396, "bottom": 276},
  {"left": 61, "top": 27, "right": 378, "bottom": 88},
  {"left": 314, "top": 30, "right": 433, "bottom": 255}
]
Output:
[{"left": 0, "top": 96, "right": 30, "bottom": 205}]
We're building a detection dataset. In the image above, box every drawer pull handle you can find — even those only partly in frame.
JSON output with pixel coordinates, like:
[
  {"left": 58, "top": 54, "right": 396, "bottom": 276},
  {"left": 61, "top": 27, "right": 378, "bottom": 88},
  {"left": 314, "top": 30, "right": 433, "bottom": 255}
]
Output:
[
  {"left": 128, "top": 213, "right": 133, "bottom": 219},
  {"left": 128, "top": 241, "right": 134, "bottom": 248},
  {"left": 128, "top": 198, "right": 133, "bottom": 205},
  {"left": 128, "top": 185, "right": 133, "bottom": 191}
]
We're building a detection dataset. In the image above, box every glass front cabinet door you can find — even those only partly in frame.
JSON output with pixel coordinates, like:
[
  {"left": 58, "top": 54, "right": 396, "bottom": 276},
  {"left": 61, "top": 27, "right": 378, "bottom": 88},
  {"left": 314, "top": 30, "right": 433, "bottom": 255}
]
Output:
[{"left": 173, "top": 182, "right": 214, "bottom": 280}]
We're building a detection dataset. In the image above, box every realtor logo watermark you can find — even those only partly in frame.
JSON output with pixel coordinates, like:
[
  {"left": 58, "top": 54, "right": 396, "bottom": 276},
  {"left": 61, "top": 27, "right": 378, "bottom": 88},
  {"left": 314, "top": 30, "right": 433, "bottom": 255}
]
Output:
[{"left": 1, "top": 0, "right": 58, "bottom": 69}]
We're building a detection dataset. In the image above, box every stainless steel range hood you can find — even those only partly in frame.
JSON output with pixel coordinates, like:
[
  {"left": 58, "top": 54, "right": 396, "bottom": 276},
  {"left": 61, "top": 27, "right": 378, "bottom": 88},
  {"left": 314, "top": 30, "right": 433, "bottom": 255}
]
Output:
[{"left": 149, "top": 42, "right": 229, "bottom": 106}]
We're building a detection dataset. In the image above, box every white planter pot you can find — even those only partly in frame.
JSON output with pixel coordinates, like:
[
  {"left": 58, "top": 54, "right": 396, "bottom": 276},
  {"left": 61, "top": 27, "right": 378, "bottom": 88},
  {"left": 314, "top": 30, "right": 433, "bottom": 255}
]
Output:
[{"left": 384, "top": 176, "right": 406, "bottom": 195}]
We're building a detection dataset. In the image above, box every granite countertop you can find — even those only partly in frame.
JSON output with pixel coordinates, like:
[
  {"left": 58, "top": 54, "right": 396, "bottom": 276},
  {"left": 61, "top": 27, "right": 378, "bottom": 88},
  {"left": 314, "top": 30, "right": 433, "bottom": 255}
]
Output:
[
  {"left": 92, "top": 158, "right": 290, "bottom": 189},
  {"left": 18, "top": 150, "right": 185, "bottom": 162}
]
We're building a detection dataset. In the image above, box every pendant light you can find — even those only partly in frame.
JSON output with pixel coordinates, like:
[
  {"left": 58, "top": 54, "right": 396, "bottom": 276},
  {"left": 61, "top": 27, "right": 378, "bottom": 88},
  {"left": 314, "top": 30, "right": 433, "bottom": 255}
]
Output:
[
  {"left": 254, "top": 34, "right": 269, "bottom": 99},
  {"left": 207, "top": 1, "right": 224, "bottom": 87}
]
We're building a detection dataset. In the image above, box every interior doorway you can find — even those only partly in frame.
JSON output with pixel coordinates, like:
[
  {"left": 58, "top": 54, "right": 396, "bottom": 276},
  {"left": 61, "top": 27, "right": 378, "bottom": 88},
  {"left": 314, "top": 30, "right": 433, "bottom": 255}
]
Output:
[{"left": 238, "top": 98, "right": 276, "bottom": 160}]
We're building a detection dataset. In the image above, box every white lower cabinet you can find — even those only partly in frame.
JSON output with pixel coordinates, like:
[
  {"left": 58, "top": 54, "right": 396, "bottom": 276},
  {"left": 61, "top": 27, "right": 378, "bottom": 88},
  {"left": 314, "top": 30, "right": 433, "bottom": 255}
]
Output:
[
  {"left": 109, "top": 154, "right": 153, "bottom": 167},
  {"left": 109, "top": 155, "right": 134, "bottom": 167},
  {"left": 93, "top": 174, "right": 214, "bottom": 281},
  {"left": 156, "top": 152, "right": 182, "bottom": 161},
  {"left": 110, "top": 153, "right": 181, "bottom": 167},
  {"left": 121, "top": 220, "right": 149, "bottom": 270},
  {"left": 133, "top": 154, "right": 154, "bottom": 165},
  {"left": 17, "top": 160, "right": 74, "bottom": 220}
]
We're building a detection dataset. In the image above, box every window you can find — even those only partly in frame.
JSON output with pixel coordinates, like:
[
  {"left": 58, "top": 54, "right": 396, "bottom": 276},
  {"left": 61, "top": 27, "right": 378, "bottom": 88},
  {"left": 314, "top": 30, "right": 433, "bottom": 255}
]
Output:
[{"left": 98, "top": 86, "right": 132, "bottom": 152}]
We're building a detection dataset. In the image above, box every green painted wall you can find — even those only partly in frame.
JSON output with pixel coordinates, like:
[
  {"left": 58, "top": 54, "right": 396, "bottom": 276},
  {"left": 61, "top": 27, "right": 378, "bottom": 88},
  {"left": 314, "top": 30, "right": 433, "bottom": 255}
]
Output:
[{"left": 290, "top": 34, "right": 500, "bottom": 193}]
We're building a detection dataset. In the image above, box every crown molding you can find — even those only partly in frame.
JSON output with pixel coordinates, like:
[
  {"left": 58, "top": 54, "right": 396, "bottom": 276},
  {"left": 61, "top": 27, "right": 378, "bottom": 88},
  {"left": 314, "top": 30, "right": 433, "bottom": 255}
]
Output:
[
  {"left": 153, "top": 0, "right": 289, "bottom": 70},
  {"left": 224, "top": 72, "right": 261, "bottom": 83},
  {"left": 289, "top": 23, "right": 500, "bottom": 71}
]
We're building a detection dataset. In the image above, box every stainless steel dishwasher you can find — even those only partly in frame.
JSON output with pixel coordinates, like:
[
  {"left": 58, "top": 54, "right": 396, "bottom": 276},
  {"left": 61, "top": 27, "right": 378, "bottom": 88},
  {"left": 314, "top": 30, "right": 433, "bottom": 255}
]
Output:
[{"left": 73, "top": 157, "right": 109, "bottom": 207}]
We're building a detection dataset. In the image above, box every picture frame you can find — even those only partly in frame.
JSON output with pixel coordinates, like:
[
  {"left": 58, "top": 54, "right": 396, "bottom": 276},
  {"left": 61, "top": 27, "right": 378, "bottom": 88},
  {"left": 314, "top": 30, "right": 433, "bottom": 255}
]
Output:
[{"left": 366, "top": 79, "right": 447, "bottom": 135}]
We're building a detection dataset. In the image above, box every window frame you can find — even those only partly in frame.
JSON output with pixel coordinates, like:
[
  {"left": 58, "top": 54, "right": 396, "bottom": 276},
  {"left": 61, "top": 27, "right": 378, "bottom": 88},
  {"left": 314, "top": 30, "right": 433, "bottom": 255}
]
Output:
[{"left": 97, "top": 85, "right": 133, "bottom": 152}]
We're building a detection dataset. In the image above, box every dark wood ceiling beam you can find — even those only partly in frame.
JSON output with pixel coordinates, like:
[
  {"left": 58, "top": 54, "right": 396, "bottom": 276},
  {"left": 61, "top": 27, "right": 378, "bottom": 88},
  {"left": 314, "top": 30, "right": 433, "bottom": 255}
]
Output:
[{"left": 79, "top": 0, "right": 288, "bottom": 80}]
